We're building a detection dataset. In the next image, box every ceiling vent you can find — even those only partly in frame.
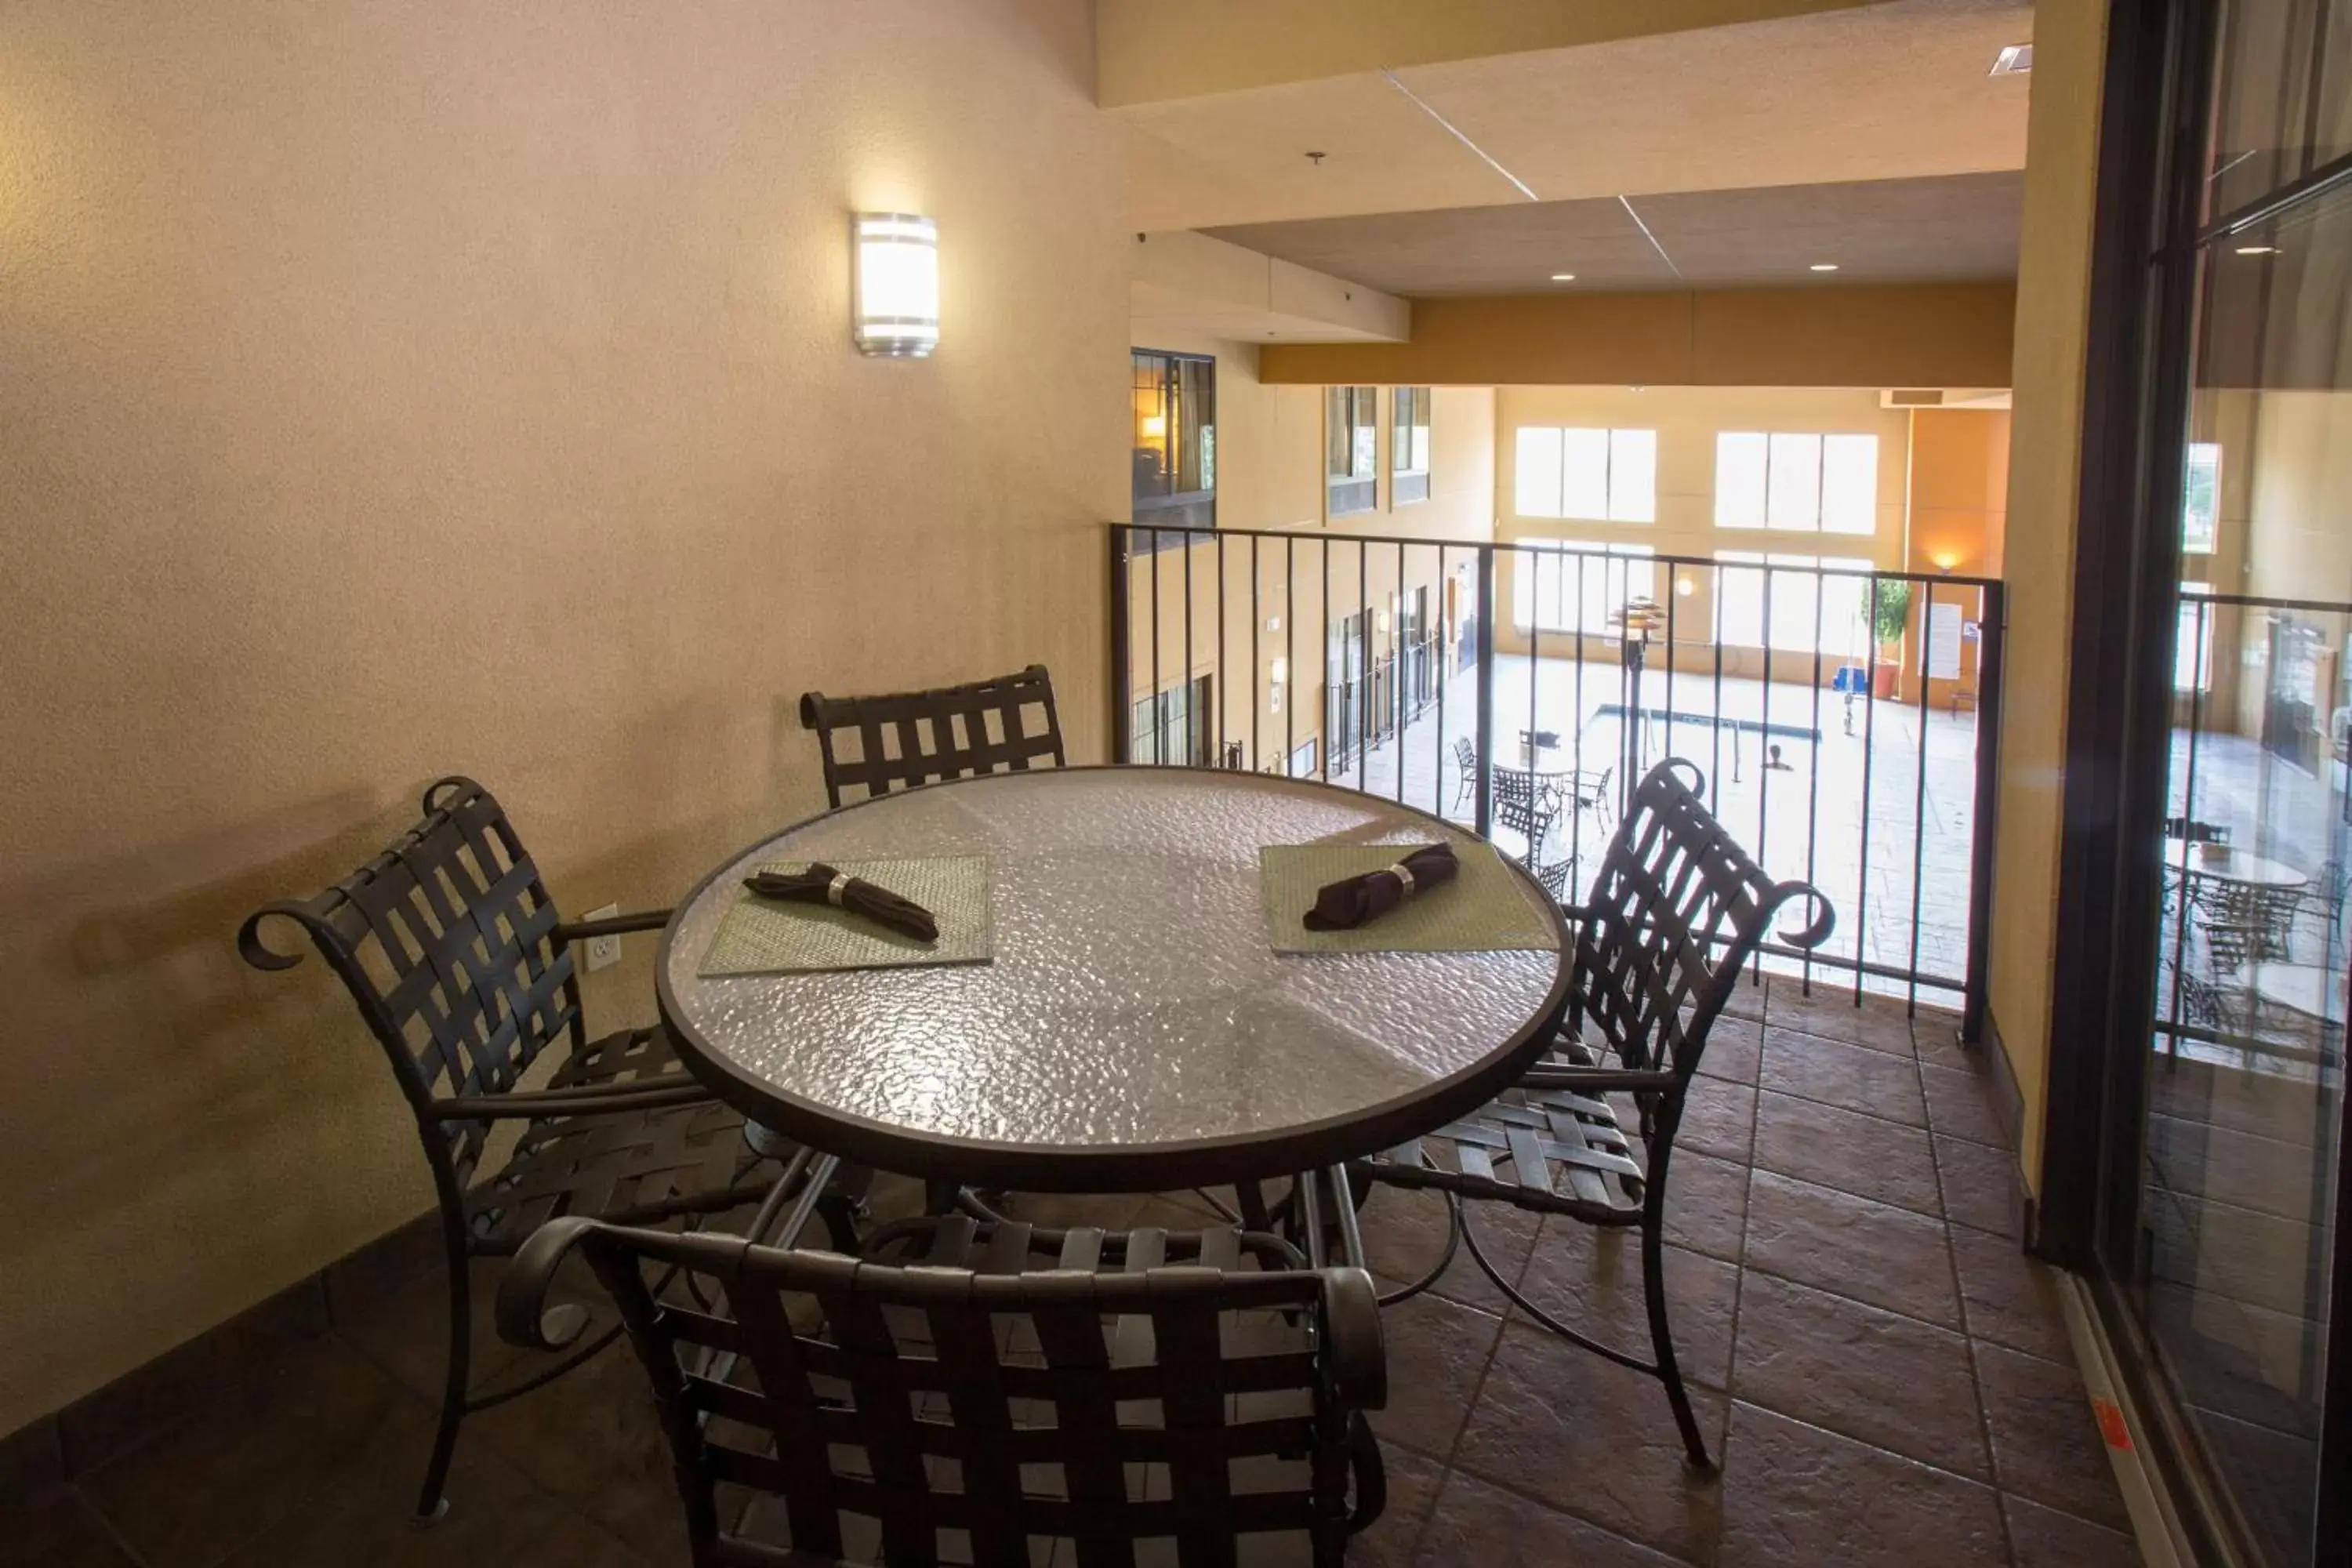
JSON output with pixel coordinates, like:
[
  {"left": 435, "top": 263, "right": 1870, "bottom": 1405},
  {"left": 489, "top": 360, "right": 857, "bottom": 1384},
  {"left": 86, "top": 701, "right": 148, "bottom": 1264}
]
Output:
[
  {"left": 1990, "top": 43, "right": 2033, "bottom": 76},
  {"left": 1885, "top": 389, "right": 1947, "bottom": 408}
]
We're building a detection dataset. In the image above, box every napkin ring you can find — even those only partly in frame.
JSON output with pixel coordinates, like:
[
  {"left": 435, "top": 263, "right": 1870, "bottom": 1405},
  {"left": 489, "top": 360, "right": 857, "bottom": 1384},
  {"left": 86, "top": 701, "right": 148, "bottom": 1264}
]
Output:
[
  {"left": 1388, "top": 862, "right": 1418, "bottom": 896},
  {"left": 825, "top": 872, "right": 851, "bottom": 908}
]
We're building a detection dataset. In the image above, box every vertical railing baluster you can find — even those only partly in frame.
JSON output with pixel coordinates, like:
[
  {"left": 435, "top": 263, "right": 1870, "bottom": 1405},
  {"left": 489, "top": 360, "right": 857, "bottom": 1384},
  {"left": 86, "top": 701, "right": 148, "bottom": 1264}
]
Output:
[
  {"left": 1214, "top": 529, "right": 1225, "bottom": 767},
  {"left": 1475, "top": 547, "right": 1496, "bottom": 839},
  {"left": 1436, "top": 546, "right": 1449, "bottom": 819},
  {"left": 1149, "top": 527, "right": 1163, "bottom": 764},
  {"left": 1359, "top": 542, "right": 1372, "bottom": 793},
  {"left": 1570, "top": 550, "right": 1586, "bottom": 885},
  {"left": 1908, "top": 578, "right": 1933, "bottom": 1018},
  {"left": 1711, "top": 561, "right": 1726, "bottom": 816},
  {"left": 2168, "top": 595, "right": 2209, "bottom": 1052},
  {"left": 1322, "top": 537, "right": 1332, "bottom": 783},
  {"left": 1756, "top": 561, "right": 1773, "bottom": 985},
  {"left": 1664, "top": 561, "right": 1679, "bottom": 765},
  {"left": 1528, "top": 550, "right": 1543, "bottom": 867},
  {"left": 1182, "top": 526, "right": 1195, "bottom": 765},
  {"left": 1111, "top": 524, "right": 1132, "bottom": 764},
  {"left": 1962, "top": 579, "right": 2005, "bottom": 1043},
  {"left": 1857, "top": 572, "right": 1880, "bottom": 1007},
  {"left": 1397, "top": 539, "right": 1408, "bottom": 805},
  {"left": 1285, "top": 537, "right": 1297, "bottom": 778},
  {"left": 1805, "top": 568, "right": 1826, "bottom": 996}
]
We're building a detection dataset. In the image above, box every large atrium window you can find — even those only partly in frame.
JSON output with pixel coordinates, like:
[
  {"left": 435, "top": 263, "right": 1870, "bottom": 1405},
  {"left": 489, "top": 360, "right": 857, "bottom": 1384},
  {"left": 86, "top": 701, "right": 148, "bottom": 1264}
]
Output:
[
  {"left": 1327, "top": 386, "right": 1377, "bottom": 515},
  {"left": 1392, "top": 387, "right": 1432, "bottom": 506},
  {"left": 1715, "top": 432, "right": 1877, "bottom": 534},
  {"left": 1131, "top": 349, "right": 1214, "bottom": 543},
  {"left": 1514, "top": 426, "right": 1655, "bottom": 521},
  {"left": 1512, "top": 541, "right": 1656, "bottom": 633}
]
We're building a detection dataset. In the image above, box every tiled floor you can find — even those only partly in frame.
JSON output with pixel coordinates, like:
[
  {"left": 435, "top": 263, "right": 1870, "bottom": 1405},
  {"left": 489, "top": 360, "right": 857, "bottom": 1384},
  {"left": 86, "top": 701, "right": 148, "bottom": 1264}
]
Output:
[{"left": 2, "top": 983, "right": 2138, "bottom": 1567}]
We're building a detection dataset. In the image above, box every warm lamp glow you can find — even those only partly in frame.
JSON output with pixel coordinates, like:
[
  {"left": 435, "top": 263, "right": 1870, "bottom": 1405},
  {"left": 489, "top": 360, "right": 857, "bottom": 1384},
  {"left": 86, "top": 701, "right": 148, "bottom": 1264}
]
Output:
[
  {"left": 853, "top": 212, "right": 938, "bottom": 358},
  {"left": 1931, "top": 552, "right": 1959, "bottom": 574},
  {"left": 1675, "top": 575, "right": 1695, "bottom": 597},
  {"left": 1140, "top": 414, "right": 1167, "bottom": 437},
  {"left": 1269, "top": 658, "right": 1289, "bottom": 685}
]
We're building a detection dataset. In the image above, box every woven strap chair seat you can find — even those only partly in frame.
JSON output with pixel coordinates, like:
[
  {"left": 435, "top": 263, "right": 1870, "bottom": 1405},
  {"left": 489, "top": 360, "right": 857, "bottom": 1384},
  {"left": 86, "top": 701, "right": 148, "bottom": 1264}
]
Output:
[
  {"left": 464, "top": 1027, "right": 772, "bottom": 1251},
  {"left": 1357, "top": 1035, "right": 1646, "bottom": 1225}
]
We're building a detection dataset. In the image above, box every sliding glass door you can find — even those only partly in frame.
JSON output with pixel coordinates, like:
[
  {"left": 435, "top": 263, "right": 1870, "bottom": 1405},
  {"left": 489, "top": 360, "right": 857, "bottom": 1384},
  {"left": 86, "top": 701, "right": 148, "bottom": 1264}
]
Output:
[{"left": 2067, "top": 5, "right": 2352, "bottom": 1563}]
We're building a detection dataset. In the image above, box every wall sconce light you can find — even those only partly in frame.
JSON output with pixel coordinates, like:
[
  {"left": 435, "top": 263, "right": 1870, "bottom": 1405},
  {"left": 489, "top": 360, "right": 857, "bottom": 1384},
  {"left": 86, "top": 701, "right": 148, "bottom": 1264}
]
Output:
[
  {"left": 1140, "top": 414, "right": 1167, "bottom": 437},
  {"left": 1931, "top": 553, "right": 1958, "bottom": 575},
  {"left": 853, "top": 212, "right": 938, "bottom": 358},
  {"left": 1675, "top": 575, "right": 1696, "bottom": 597},
  {"left": 1269, "top": 657, "right": 1288, "bottom": 686}
]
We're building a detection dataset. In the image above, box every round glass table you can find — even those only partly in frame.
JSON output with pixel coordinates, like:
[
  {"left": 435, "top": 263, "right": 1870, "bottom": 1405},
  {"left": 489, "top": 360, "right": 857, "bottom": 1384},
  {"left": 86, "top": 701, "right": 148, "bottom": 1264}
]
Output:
[{"left": 656, "top": 766, "right": 1572, "bottom": 1192}]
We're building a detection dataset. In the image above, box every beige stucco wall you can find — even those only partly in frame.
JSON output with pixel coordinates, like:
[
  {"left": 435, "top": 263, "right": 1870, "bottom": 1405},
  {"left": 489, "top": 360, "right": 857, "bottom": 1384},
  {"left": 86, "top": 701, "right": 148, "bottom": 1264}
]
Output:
[
  {"left": 0, "top": 0, "right": 1127, "bottom": 1436},
  {"left": 1986, "top": 0, "right": 2110, "bottom": 1196}
]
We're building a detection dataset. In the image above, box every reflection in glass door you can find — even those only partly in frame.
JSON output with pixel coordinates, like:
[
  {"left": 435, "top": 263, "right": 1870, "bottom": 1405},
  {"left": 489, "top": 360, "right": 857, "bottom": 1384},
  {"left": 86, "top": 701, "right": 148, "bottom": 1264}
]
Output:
[{"left": 2124, "top": 6, "right": 2352, "bottom": 1561}]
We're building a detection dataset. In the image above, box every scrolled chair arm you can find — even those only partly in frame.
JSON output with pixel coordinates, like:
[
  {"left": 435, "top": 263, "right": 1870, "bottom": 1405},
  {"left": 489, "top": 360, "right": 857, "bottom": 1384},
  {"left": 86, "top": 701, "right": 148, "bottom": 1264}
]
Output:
[
  {"left": 553, "top": 909, "right": 674, "bottom": 944},
  {"left": 1769, "top": 879, "right": 1837, "bottom": 950},
  {"left": 1317, "top": 1266, "right": 1388, "bottom": 1413},
  {"left": 495, "top": 1216, "right": 603, "bottom": 1351},
  {"left": 235, "top": 902, "right": 321, "bottom": 973}
]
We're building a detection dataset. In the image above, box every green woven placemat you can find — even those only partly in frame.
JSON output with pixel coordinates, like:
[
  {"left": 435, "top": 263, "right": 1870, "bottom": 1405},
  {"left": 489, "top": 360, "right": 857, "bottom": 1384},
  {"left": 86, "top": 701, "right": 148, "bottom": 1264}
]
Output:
[
  {"left": 698, "top": 856, "right": 992, "bottom": 977},
  {"left": 1259, "top": 842, "right": 1559, "bottom": 955}
]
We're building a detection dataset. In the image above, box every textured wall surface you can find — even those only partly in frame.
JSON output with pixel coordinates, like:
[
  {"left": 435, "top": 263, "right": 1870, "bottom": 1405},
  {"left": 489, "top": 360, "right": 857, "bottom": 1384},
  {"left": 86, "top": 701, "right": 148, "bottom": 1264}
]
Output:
[{"left": 0, "top": 0, "right": 1127, "bottom": 1434}]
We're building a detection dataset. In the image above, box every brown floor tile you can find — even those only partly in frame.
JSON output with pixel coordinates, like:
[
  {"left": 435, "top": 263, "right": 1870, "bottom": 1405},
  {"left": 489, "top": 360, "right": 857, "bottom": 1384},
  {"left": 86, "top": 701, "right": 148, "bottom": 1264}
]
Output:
[
  {"left": 1347, "top": 1441, "right": 1445, "bottom": 1568},
  {"left": 1730, "top": 1272, "right": 1990, "bottom": 1479},
  {"left": 1660, "top": 1149, "right": 1750, "bottom": 1263},
  {"left": 1766, "top": 987, "right": 1920, "bottom": 1058},
  {"left": 1453, "top": 1323, "right": 1727, "bottom": 1564},
  {"left": 1515, "top": 1221, "right": 1740, "bottom": 1392},
  {"left": 1363, "top": 1292, "right": 1505, "bottom": 1461},
  {"left": 213, "top": 1429, "right": 650, "bottom": 1568},
  {"left": 1716, "top": 1403, "right": 2007, "bottom": 1568},
  {"left": 1751, "top": 1091, "right": 1940, "bottom": 1217},
  {"left": 1356, "top": 1185, "right": 1539, "bottom": 1317},
  {"left": 0, "top": 1486, "right": 139, "bottom": 1568},
  {"left": 1759, "top": 1029, "right": 1927, "bottom": 1127},
  {"left": 324, "top": 1210, "right": 444, "bottom": 1328},
  {"left": 1722, "top": 978, "right": 1766, "bottom": 1022},
  {"left": 1696, "top": 1017, "right": 1762, "bottom": 1086},
  {"left": 77, "top": 1337, "right": 420, "bottom": 1566},
  {"left": 334, "top": 1255, "right": 586, "bottom": 1408},
  {"left": 1743, "top": 1171, "right": 1962, "bottom": 1329},
  {"left": 0, "top": 1415, "right": 61, "bottom": 1498},
  {"left": 2003, "top": 1494, "right": 2144, "bottom": 1568},
  {"left": 1680, "top": 1076, "right": 1757, "bottom": 1163},
  {"left": 1414, "top": 1468, "right": 1690, "bottom": 1566},
  {"left": 467, "top": 1326, "right": 698, "bottom": 1562},
  {"left": 1920, "top": 1062, "right": 2010, "bottom": 1149},
  {"left": 1935, "top": 1135, "right": 2022, "bottom": 1239},
  {"left": 1947, "top": 1227, "right": 2074, "bottom": 1363},
  {"left": 1911, "top": 1028, "right": 1986, "bottom": 1075},
  {"left": 1974, "top": 1343, "right": 2132, "bottom": 1531}
]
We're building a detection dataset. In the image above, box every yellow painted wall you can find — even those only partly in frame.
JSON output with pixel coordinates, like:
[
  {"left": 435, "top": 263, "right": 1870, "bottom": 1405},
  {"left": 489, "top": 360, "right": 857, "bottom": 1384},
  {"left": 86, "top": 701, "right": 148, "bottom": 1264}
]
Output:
[
  {"left": 1986, "top": 0, "right": 2111, "bottom": 1196},
  {"left": 0, "top": 0, "right": 1127, "bottom": 1436},
  {"left": 1906, "top": 408, "right": 2012, "bottom": 710},
  {"left": 1259, "top": 284, "right": 2019, "bottom": 390}
]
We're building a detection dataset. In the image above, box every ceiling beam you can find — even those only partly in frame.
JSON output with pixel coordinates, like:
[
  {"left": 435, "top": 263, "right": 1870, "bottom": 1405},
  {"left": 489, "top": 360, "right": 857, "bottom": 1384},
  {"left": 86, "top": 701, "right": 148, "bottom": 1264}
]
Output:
[
  {"left": 1097, "top": 0, "right": 1881, "bottom": 108},
  {"left": 1255, "top": 281, "right": 2017, "bottom": 388}
]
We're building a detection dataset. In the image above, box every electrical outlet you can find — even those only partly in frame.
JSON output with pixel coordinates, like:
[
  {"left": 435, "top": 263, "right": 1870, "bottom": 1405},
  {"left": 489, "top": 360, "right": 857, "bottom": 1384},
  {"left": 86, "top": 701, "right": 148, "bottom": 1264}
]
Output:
[{"left": 583, "top": 903, "right": 621, "bottom": 971}]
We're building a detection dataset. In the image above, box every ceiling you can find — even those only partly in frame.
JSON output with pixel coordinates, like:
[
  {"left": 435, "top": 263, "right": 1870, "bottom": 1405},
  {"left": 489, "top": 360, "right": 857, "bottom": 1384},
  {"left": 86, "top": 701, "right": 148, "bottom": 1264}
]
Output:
[
  {"left": 1119, "top": 0, "right": 2034, "bottom": 233},
  {"left": 1202, "top": 170, "right": 2025, "bottom": 296}
]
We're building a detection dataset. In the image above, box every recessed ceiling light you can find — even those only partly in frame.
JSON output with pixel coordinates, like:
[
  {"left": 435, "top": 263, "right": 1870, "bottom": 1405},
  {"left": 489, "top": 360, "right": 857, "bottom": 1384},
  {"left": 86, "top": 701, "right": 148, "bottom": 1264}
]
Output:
[
  {"left": 1809, "top": 263, "right": 1839, "bottom": 272},
  {"left": 1550, "top": 272, "right": 1576, "bottom": 281},
  {"left": 2236, "top": 244, "right": 2280, "bottom": 256},
  {"left": 1991, "top": 43, "right": 2033, "bottom": 75}
]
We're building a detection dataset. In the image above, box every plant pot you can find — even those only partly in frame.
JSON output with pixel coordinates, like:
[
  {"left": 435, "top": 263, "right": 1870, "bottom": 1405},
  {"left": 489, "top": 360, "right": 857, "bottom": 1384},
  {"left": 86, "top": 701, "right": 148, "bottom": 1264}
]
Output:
[{"left": 1871, "top": 659, "right": 1901, "bottom": 701}]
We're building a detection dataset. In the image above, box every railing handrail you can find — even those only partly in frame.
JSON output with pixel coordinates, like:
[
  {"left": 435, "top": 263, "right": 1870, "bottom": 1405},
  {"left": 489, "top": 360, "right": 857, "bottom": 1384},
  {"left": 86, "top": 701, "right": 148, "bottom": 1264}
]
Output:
[
  {"left": 1109, "top": 521, "right": 2005, "bottom": 591},
  {"left": 2178, "top": 588, "right": 2352, "bottom": 613}
]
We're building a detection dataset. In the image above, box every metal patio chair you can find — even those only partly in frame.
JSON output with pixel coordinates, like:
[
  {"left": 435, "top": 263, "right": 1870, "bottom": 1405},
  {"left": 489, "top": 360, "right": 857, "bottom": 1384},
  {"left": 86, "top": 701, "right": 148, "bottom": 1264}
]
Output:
[
  {"left": 800, "top": 663, "right": 1065, "bottom": 808},
  {"left": 1451, "top": 735, "right": 1479, "bottom": 811},
  {"left": 496, "top": 1160, "right": 1389, "bottom": 1567},
  {"left": 1492, "top": 764, "right": 1562, "bottom": 866},
  {"left": 1353, "top": 759, "right": 1831, "bottom": 1470},
  {"left": 238, "top": 775, "right": 837, "bottom": 1520}
]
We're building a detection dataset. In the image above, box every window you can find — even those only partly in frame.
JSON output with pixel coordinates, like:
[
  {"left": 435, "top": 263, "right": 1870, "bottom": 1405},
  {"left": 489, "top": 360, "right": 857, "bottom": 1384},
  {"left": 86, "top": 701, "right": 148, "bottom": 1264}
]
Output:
[
  {"left": 1712, "top": 554, "right": 1875, "bottom": 654},
  {"left": 1513, "top": 426, "right": 1655, "bottom": 521},
  {"left": 1131, "top": 350, "right": 1214, "bottom": 540},
  {"left": 2175, "top": 583, "right": 2215, "bottom": 692},
  {"left": 1512, "top": 540, "right": 1657, "bottom": 633},
  {"left": 1129, "top": 675, "right": 1210, "bottom": 765},
  {"left": 1327, "top": 386, "right": 1377, "bottom": 515},
  {"left": 2182, "top": 441, "right": 2220, "bottom": 554},
  {"left": 1392, "top": 387, "right": 1432, "bottom": 506},
  {"left": 1714, "top": 432, "right": 1877, "bottom": 534}
]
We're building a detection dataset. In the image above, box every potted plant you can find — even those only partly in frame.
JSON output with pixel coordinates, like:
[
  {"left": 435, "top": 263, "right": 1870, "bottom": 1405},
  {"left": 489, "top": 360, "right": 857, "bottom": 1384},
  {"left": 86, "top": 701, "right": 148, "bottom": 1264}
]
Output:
[{"left": 1871, "top": 579, "right": 1913, "bottom": 700}]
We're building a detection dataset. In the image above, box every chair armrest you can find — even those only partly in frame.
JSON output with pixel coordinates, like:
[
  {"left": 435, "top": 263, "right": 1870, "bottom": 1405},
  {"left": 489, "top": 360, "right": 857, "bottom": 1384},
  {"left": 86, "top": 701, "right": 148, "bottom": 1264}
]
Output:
[
  {"left": 1518, "top": 1064, "right": 1679, "bottom": 1095},
  {"left": 424, "top": 1079, "right": 713, "bottom": 1120},
  {"left": 553, "top": 909, "right": 673, "bottom": 944},
  {"left": 496, "top": 1217, "right": 601, "bottom": 1350},
  {"left": 1318, "top": 1267, "right": 1388, "bottom": 1411}
]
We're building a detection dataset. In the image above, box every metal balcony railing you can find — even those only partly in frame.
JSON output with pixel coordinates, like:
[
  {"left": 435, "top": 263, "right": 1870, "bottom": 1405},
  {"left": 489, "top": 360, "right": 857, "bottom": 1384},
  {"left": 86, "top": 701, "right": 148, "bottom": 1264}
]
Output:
[{"left": 1111, "top": 523, "right": 2008, "bottom": 1033}]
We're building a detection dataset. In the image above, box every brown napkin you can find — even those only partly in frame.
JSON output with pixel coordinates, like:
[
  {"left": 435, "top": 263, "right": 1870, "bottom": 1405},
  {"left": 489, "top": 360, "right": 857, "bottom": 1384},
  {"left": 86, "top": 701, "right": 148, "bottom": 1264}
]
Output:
[
  {"left": 744, "top": 863, "right": 939, "bottom": 944},
  {"left": 1303, "top": 843, "right": 1460, "bottom": 931}
]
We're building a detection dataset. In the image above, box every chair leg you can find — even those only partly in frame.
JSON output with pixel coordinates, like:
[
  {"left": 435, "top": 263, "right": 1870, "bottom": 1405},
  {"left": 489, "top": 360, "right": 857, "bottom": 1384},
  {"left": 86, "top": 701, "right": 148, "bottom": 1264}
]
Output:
[
  {"left": 1642, "top": 1210, "right": 1711, "bottom": 1471},
  {"left": 416, "top": 1238, "right": 470, "bottom": 1522}
]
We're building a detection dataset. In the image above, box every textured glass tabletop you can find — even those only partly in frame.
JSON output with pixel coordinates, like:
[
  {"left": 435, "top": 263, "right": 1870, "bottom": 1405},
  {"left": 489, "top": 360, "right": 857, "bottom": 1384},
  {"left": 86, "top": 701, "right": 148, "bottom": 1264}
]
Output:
[{"left": 657, "top": 768, "right": 1569, "bottom": 1189}]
